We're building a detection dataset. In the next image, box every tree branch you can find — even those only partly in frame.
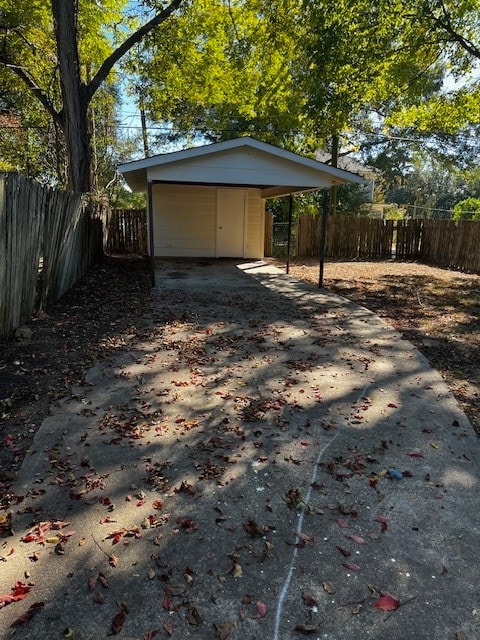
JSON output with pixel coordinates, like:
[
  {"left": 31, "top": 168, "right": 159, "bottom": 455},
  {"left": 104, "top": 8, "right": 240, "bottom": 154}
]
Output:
[
  {"left": 86, "top": 0, "right": 184, "bottom": 102},
  {"left": 427, "top": 3, "right": 480, "bottom": 61},
  {"left": 0, "top": 55, "right": 61, "bottom": 123}
]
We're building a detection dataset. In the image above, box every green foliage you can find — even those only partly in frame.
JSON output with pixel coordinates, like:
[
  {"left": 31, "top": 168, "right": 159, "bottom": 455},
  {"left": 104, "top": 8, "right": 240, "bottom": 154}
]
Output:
[{"left": 453, "top": 197, "right": 480, "bottom": 220}]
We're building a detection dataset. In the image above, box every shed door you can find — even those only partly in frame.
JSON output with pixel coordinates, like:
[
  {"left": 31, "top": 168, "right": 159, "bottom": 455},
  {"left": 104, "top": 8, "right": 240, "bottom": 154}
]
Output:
[{"left": 216, "top": 189, "right": 246, "bottom": 257}]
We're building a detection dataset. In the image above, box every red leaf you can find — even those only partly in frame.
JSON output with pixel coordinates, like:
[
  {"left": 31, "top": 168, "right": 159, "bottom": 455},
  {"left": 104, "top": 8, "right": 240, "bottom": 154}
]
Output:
[
  {"left": 342, "top": 562, "right": 361, "bottom": 571},
  {"left": 347, "top": 534, "right": 366, "bottom": 544},
  {"left": 408, "top": 450, "right": 424, "bottom": 457},
  {"left": 144, "top": 631, "right": 158, "bottom": 640},
  {"left": 373, "top": 591, "right": 401, "bottom": 612},
  {"left": 163, "top": 619, "right": 174, "bottom": 636},
  {"left": 255, "top": 601, "right": 267, "bottom": 617},
  {"left": 111, "top": 611, "right": 125, "bottom": 634},
  {"left": 336, "top": 518, "right": 348, "bottom": 528},
  {"left": 375, "top": 515, "right": 388, "bottom": 532},
  {"left": 0, "top": 581, "right": 32, "bottom": 608}
]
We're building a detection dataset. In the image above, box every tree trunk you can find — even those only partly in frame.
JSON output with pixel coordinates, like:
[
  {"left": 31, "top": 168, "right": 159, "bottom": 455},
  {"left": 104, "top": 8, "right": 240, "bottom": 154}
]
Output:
[{"left": 51, "top": 0, "right": 91, "bottom": 193}]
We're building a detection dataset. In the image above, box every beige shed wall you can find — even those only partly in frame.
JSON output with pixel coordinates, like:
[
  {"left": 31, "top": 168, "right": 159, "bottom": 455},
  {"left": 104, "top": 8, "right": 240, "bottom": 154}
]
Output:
[
  {"left": 245, "top": 190, "right": 264, "bottom": 259},
  {"left": 152, "top": 184, "right": 216, "bottom": 257},
  {"left": 151, "top": 184, "right": 265, "bottom": 259}
]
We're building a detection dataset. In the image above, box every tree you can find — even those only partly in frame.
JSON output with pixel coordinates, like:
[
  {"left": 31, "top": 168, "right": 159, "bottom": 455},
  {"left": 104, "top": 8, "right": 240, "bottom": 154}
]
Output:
[
  {"left": 453, "top": 197, "right": 480, "bottom": 220},
  {"left": 0, "top": 0, "right": 184, "bottom": 192}
]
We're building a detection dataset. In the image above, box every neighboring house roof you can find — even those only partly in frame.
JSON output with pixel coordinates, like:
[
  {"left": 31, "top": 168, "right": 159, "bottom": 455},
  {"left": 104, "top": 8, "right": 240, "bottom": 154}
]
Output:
[
  {"left": 315, "top": 152, "right": 378, "bottom": 181},
  {"left": 118, "top": 136, "right": 364, "bottom": 198}
]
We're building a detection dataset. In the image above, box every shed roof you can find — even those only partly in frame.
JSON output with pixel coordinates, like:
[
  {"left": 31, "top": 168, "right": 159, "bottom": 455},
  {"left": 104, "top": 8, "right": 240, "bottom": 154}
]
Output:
[{"left": 118, "top": 136, "right": 364, "bottom": 198}]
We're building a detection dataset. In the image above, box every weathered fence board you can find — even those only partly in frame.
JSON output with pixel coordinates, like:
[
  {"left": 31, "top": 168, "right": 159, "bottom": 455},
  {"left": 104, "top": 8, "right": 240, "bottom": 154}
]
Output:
[
  {"left": 271, "top": 214, "right": 480, "bottom": 273},
  {"left": 0, "top": 174, "right": 47, "bottom": 335},
  {"left": 1, "top": 173, "right": 106, "bottom": 337},
  {"left": 294, "top": 215, "right": 394, "bottom": 260},
  {"left": 106, "top": 209, "right": 148, "bottom": 255}
]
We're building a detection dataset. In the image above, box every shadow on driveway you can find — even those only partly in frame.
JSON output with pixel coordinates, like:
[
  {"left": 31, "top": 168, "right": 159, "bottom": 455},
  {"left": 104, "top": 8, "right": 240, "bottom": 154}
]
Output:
[{"left": 1, "top": 259, "right": 479, "bottom": 640}]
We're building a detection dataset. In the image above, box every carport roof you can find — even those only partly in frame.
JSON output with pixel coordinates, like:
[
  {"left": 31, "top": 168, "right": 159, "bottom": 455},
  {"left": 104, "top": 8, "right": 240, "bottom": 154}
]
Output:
[{"left": 118, "top": 136, "right": 365, "bottom": 198}]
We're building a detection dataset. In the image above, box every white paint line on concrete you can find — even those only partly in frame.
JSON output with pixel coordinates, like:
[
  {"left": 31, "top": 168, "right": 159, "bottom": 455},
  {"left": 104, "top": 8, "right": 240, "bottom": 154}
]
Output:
[{"left": 272, "top": 383, "right": 371, "bottom": 640}]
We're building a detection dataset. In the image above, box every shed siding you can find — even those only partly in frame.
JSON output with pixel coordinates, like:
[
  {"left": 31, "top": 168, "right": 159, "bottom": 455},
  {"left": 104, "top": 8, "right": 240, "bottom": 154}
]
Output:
[
  {"left": 245, "top": 190, "right": 264, "bottom": 259},
  {"left": 151, "top": 184, "right": 264, "bottom": 259},
  {"left": 152, "top": 184, "right": 216, "bottom": 257}
]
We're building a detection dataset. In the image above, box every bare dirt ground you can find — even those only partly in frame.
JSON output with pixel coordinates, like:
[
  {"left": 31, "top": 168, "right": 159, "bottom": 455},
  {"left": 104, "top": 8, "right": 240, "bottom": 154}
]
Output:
[{"left": 269, "top": 258, "right": 480, "bottom": 436}]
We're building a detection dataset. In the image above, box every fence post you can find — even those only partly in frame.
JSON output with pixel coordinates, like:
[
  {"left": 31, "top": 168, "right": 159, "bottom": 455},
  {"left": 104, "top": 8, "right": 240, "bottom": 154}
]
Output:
[{"left": 264, "top": 211, "right": 273, "bottom": 257}]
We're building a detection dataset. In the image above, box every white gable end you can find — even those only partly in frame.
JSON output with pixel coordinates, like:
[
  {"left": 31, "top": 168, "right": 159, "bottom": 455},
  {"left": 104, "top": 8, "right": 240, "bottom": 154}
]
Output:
[{"left": 146, "top": 147, "right": 335, "bottom": 189}]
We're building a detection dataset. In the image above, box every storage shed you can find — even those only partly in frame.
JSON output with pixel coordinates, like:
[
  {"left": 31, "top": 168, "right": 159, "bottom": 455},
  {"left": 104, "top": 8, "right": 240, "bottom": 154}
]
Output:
[{"left": 118, "top": 137, "right": 364, "bottom": 260}]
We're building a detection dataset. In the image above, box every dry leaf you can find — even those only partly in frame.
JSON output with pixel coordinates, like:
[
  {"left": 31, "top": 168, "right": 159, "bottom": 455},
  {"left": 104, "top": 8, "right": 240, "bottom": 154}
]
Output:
[
  {"left": 109, "top": 554, "right": 120, "bottom": 567},
  {"left": 302, "top": 591, "right": 318, "bottom": 606},
  {"left": 111, "top": 611, "right": 125, "bottom": 634},
  {"left": 322, "top": 581, "right": 336, "bottom": 594},
  {"left": 215, "top": 621, "right": 234, "bottom": 639},
  {"left": 163, "top": 619, "right": 174, "bottom": 637},
  {"left": 373, "top": 591, "right": 400, "bottom": 612}
]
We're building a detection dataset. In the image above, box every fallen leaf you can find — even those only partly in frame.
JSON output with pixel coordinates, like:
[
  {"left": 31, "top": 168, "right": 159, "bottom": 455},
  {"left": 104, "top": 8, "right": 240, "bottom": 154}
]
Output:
[
  {"left": 144, "top": 630, "right": 158, "bottom": 640},
  {"left": 342, "top": 562, "right": 361, "bottom": 571},
  {"left": 373, "top": 591, "right": 401, "bottom": 612},
  {"left": 336, "top": 518, "right": 348, "bottom": 528},
  {"left": 336, "top": 546, "right": 351, "bottom": 557},
  {"left": 187, "top": 605, "right": 203, "bottom": 626},
  {"left": 255, "top": 601, "right": 267, "bottom": 617},
  {"left": 322, "top": 581, "right": 336, "bottom": 594},
  {"left": 347, "top": 534, "right": 366, "bottom": 544},
  {"left": 109, "top": 554, "right": 120, "bottom": 567},
  {"left": 111, "top": 611, "right": 125, "bottom": 634},
  {"left": 215, "top": 621, "right": 234, "bottom": 639},
  {"left": 0, "top": 581, "right": 32, "bottom": 608},
  {"left": 302, "top": 591, "right": 318, "bottom": 606},
  {"left": 232, "top": 563, "right": 243, "bottom": 578},
  {"left": 375, "top": 515, "right": 388, "bottom": 532},
  {"left": 163, "top": 619, "right": 174, "bottom": 636},
  {"left": 408, "top": 450, "right": 424, "bottom": 458}
]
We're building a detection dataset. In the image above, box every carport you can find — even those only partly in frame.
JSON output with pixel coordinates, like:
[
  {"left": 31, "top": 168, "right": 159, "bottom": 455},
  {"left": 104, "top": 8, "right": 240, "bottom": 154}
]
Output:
[{"left": 118, "top": 136, "right": 364, "bottom": 284}]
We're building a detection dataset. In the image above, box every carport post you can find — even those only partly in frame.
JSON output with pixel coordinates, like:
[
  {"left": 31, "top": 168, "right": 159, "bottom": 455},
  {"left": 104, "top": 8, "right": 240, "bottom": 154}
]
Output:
[
  {"left": 319, "top": 188, "right": 329, "bottom": 287},
  {"left": 286, "top": 194, "right": 293, "bottom": 274},
  {"left": 147, "top": 181, "right": 155, "bottom": 287}
]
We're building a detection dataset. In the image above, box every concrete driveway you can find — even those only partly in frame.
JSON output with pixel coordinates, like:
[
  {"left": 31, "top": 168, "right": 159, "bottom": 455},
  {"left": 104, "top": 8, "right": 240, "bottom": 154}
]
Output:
[{"left": 1, "top": 259, "right": 479, "bottom": 640}]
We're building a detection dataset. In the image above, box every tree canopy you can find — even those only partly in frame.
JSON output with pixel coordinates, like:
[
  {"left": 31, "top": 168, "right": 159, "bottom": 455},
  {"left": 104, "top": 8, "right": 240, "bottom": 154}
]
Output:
[{"left": 0, "top": 0, "right": 479, "bottom": 204}]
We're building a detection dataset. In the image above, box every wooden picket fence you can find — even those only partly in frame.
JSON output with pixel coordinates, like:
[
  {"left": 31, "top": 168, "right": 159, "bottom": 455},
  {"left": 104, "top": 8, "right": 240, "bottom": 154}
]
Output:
[
  {"left": 0, "top": 173, "right": 105, "bottom": 337},
  {"left": 269, "top": 214, "right": 480, "bottom": 273},
  {"left": 105, "top": 208, "right": 148, "bottom": 255}
]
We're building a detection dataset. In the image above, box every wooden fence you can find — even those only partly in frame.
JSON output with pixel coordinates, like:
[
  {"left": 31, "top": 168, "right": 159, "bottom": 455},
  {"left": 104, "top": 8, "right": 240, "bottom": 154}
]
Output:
[
  {"left": 105, "top": 208, "right": 148, "bottom": 255},
  {"left": 269, "top": 214, "right": 480, "bottom": 273},
  {"left": 0, "top": 173, "right": 105, "bottom": 337}
]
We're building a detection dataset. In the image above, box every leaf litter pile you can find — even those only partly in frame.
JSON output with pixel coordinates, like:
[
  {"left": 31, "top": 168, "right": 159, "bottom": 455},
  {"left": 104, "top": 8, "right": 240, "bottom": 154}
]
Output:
[{"left": 0, "top": 257, "right": 478, "bottom": 639}]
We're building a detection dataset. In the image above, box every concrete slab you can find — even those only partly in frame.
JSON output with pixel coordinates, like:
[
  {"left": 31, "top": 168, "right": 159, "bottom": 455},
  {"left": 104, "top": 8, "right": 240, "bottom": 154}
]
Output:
[{"left": 1, "top": 259, "right": 479, "bottom": 640}]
